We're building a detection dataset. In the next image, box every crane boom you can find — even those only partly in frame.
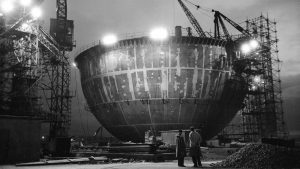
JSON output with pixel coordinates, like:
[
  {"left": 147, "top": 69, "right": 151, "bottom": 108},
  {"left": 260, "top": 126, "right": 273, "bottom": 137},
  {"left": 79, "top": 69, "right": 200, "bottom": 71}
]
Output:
[
  {"left": 213, "top": 10, "right": 251, "bottom": 37},
  {"left": 218, "top": 15, "right": 230, "bottom": 39},
  {"left": 214, "top": 11, "right": 230, "bottom": 39},
  {"left": 178, "top": 0, "right": 206, "bottom": 37}
]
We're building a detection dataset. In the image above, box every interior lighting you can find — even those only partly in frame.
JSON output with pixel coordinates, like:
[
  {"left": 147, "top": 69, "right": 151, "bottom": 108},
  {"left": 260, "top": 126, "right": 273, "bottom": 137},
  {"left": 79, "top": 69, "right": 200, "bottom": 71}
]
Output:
[
  {"left": 1, "top": 1, "right": 14, "bottom": 13},
  {"left": 20, "top": 0, "right": 32, "bottom": 7},
  {"left": 150, "top": 27, "right": 168, "bottom": 41},
  {"left": 249, "top": 39, "right": 259, "bottom": 49},
  {"left": 30, "top": 6, "right": 42, "bottom": 19},
  {"left": 241, "top": 43, "right": 251, "bottom": 54},
  {"left": 101, "top": 34, "right": 118, "bottom": 46}
]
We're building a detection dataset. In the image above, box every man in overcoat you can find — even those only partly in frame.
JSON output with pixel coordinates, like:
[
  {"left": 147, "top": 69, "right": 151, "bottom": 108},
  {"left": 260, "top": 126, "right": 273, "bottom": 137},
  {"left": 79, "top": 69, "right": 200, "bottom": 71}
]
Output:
[
  {"left": 176, "top": 129, "right": 186, "bottom": 167},
  {"left": 189, "top": 126, "right": 202, "bottom": 167}
]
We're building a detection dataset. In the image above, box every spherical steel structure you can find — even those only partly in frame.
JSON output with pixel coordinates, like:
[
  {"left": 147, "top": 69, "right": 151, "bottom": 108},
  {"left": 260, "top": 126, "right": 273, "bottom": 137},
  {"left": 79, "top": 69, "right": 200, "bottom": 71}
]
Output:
[{"left": 75, "top": 36, "right": 247, "bottom": 142}]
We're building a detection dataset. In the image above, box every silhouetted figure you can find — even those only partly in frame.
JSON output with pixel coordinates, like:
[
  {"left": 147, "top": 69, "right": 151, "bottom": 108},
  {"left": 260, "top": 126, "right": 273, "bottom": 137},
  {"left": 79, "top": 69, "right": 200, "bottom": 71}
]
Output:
[
  {"left": 189, "top": 127, "right": 202, "bottom": 167},
  {"left": 176, "top": 129, "right": 186, "bottom": 167}
]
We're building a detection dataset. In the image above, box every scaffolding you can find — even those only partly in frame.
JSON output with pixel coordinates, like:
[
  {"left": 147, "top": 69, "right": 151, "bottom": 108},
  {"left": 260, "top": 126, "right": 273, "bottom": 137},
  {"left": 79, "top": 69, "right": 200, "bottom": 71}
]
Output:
[
  {"left": 47, "top": 0, "right": 74, "bottom": 138},
  {"left": 0, "top": 17, "right": 41, "bottom": 117},
  {"left": 0, "top": 7, "right": 72, "bottom": 138},
  {"left": 242, "top": 14, "right": 287, "bottom": 141},
  {"left": 220, "top": 14, "right": 288, "bottom": 142}
]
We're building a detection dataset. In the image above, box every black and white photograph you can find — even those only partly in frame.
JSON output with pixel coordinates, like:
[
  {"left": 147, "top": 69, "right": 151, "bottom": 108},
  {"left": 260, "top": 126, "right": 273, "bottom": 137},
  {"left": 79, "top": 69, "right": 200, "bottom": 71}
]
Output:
[{"left": 0, "top": 0, "right": 299, "bottom": 168}]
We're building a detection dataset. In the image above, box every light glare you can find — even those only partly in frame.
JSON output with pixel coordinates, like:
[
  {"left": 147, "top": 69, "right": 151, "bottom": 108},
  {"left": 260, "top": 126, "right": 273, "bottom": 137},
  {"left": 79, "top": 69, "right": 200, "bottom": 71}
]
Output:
[
  {"left": 241, "top": 43, "right": 251, "bottom": 54},
  {"left": 30, "top": 7, "right": 42, "bottom": 19},
  {"left": 101, "top": 34, "right": 118, "bottom": 46},
  {"left": 249, "top": 39, "right": 259, "bottom": 49},
  {"left": 1, "top": 1, "right": 14, "bottom": 13},
  {"left": 20, "top": 0, "right": 32, "bottom": 7},
  {"left": 253, "top": 76, "right": 261, "bottom": 83},
  {"left": 150, "top": 27, "right": 168, "bottom": 40},
  {"left": 251, "top": 85, "right": 257, "bottom": 91},
  {"left": 21, "top": 23, "right": 29, "bottom": 30},
  {"left": 72, "top": 62, "right": 77, "bottom": 68}
]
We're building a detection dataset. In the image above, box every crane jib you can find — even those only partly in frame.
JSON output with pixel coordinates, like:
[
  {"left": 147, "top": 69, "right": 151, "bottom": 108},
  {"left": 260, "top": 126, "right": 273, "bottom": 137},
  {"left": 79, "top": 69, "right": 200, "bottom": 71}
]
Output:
[{"left": 178, "top": 0, "right": 207, "bottom": 38}]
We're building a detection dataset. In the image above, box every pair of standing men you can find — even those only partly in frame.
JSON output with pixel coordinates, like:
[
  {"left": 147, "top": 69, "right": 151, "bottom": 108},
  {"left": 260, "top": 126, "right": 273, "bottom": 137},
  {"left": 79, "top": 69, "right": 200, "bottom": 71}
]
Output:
[{"left": 176, "top": 127, "right": 202, "bottom": 167}]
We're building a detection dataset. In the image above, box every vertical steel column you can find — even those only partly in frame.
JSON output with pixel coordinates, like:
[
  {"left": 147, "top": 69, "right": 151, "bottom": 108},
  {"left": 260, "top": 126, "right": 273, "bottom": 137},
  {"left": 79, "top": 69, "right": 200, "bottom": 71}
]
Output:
[{"left": 49, "top": 0, "right": 71, "bottom": 138}]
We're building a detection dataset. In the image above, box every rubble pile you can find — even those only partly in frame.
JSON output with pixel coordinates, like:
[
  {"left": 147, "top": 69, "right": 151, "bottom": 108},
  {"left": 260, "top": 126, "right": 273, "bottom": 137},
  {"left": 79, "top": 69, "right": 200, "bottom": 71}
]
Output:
[{"left": 213, "top": 143, "right": 300, "bottom": 169}]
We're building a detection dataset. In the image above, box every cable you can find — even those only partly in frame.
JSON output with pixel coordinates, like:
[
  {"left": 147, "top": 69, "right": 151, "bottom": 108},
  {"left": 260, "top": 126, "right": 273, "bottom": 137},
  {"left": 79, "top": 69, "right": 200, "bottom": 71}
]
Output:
[
  {"left": 184, "top": 0, "right": 200, "bottom": 9},
  {"left": 184, "top": 0, "right": 212, "bottom": 13},
  {"left": 173, "top": 0, "right": 175, "bottom": 29},
  {"left": 183, "top": 0, "right": 214, "bottom": 19},
  {"left": 196, "top": 8, "right": 214, "bottom": 19},
  {"left": 74, "top": 69, "right": 88, "bottom": 138},
  {"left": 194, "top": 0, "right": 213, "bottom": 12}
]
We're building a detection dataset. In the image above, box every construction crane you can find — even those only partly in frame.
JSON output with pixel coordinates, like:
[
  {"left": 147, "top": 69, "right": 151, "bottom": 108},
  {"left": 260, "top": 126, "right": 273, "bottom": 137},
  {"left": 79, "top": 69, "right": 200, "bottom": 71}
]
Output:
[
  {"left": 0, "top": 0, "right": 74, "bottom": 157},
  {"left": 46, "top": 0, "right": 74, "bottom": 156},
  {"left": 213, "top": 10, "right": 251, "bottom": 39},
  {"left": 178, "top": 0, "right": 206, "bottom": 37}
]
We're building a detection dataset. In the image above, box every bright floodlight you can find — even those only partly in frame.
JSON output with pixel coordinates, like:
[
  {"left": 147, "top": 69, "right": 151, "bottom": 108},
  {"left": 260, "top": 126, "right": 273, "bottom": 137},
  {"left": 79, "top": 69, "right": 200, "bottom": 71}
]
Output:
[
  {"left": 150, "top": 27, "right": 168, "bottom": 40},
  {"left": 241, "top": 43, "right": 251, "bottom": 54},
  {"left": 253, "top": 76, "right": 261, "bottom": 83},
  {"left": 72, "top": 62, "right": 77, "bottom": 68},
  {"left": 21, "top": 22, "right": 30, "bottom": 31},
  {"left": 30, "top": 6, "right": 42, "bottom": 19},
  {"left": 20, "top": 0, "right": 32, "bottom": 7},
  {"left": 101, "top": 34, "right": 118, "bottom": 46},
  {"left": 1, "top": 0, "right": 14, "bottom": 13},
  {"left": 249, "top": 39, "right": 259, "bottom": 49}
]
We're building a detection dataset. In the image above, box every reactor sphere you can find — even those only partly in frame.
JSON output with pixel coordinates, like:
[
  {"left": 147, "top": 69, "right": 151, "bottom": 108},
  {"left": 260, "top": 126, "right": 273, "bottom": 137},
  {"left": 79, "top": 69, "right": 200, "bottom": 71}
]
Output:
[{"left": 75, "top": 35, "right": 247, "bottom": 142}]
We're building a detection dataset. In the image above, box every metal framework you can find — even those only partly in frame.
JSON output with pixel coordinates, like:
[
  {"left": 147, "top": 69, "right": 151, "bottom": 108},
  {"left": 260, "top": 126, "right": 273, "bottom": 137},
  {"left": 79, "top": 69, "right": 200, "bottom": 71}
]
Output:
[
  {"left": 240, "top": 15, "right": 287, "bottom": 141},
  {"left": 213, "top": 10, "right": 251, "bottom": 39},
  {"left": 48, "top": 0, "right": 72, "bottom": 138},
  {"left": 219, "top": 15, "right": 288, "bottom": 142},
  {"left": 213, "top": 10, "right": 251, "bottom": 40},
  {"left": 0, "top": 0, "right": 72, "bottom": 140},
  {"left": 177, "top": 0, "right": 206, "bottom": 37},
  {"left": 0, "top": 16, "right": 63, "bottom": 115},
  {"left": 0, "top": 18, "right": 41, "bottom": 117}
]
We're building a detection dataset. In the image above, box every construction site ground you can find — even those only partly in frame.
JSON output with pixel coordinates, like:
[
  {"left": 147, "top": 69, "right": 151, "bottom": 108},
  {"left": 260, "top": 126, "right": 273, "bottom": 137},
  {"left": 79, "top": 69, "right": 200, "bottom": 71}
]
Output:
[
  {"left": 1, "top": 160, "right": 224, "bottom": 169},
  {"left": 2, "top": 143, "right": 299, "bottom": 169},
  {"left": 0, "top": 148, "right": 231, "bottom": 169}
]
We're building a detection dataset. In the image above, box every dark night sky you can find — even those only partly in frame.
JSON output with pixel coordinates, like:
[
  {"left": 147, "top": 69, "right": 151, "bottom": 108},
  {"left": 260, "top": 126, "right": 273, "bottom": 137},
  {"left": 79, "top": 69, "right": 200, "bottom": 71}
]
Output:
[{"left": 38, "top": 0, "right": 300, "bottom": 137}]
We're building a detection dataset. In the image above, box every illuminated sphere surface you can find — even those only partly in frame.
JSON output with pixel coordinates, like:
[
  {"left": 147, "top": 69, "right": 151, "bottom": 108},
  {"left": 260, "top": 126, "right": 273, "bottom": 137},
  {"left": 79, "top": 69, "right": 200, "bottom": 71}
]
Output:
[{"left": 75, "top": 36, "right": 247, "bottom": 142}]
